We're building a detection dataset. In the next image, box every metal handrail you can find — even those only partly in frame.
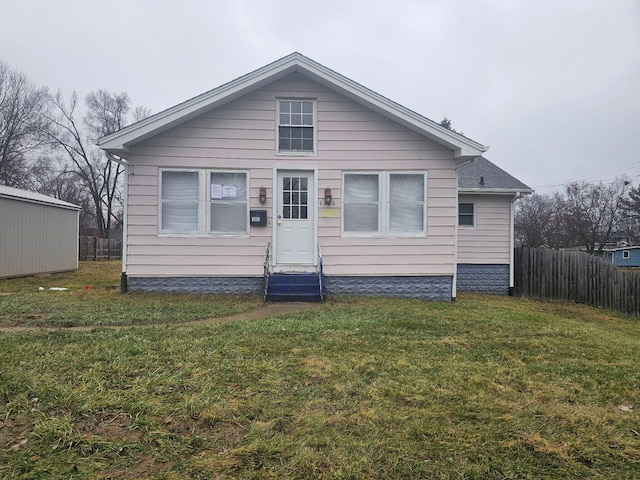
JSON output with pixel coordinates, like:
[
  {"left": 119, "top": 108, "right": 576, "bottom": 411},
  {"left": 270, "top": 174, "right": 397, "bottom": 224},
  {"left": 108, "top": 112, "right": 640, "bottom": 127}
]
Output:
[
  {"left": 263, "top": 242, "right": 271, "bottom": 301},
  {"left": 317, "top": 242, "right": 325, "bottom": 302}
]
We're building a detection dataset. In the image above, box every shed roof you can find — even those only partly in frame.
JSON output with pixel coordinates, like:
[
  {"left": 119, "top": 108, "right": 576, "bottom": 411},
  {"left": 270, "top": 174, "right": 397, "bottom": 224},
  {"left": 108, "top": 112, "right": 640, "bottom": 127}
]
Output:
[
  {"left": 98, "top": 52, "right": 488, "bottom": 160},
  {"left": 458, "top": 157, "right": 533, "bottom": 194},
  {"left": 0, "top": 185, "right": 81, "bottom": 210}
]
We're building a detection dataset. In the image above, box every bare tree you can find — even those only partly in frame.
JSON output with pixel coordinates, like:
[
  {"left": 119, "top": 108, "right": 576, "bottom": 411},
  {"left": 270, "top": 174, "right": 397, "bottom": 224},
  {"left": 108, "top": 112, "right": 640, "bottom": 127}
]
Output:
[
  {"left": 0, "top": 60, "right": 49, "bottom": 187},
  {"left": 514, "top": 193, "right": 557, "bottom": 247},
  {"left": 29, "top": 154, "right": 96, "bottom": 231},
  {"left": 44, "top": 90, "right": 146, "bottom": 238},
  {"left": 558, "top": 179, "right": 631, "bottom": 254},
  {"left": 617, "top": 182, "right": 640, "bottom": 243}
]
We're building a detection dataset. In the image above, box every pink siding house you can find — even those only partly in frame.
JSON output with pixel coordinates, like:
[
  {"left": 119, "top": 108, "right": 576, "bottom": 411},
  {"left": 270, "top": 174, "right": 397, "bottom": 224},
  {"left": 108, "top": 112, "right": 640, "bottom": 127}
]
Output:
[{"left": 98, "top": 53, "right": 531, "bottom": 301}]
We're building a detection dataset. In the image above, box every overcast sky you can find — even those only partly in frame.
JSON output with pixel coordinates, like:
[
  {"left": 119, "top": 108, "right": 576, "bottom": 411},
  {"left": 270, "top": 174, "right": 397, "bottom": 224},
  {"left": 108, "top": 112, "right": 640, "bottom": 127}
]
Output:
[{"left": 2, "top": 0, "right": 639, "bottom": 193}]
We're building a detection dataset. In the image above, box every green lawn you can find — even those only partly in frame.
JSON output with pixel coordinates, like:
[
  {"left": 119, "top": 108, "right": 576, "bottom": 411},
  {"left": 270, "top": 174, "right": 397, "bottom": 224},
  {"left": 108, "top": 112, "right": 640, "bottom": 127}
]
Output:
[
  {"left": 1, "top": 264, "right": 639, "bottom": 479},
  {"left": 0, "top": 262, "right": 261, "bottom": 327}
]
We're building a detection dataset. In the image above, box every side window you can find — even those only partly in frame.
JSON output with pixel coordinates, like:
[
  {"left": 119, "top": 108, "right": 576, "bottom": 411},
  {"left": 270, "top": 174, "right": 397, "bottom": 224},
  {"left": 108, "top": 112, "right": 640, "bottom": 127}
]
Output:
[
  {"left": 209, "top": 172, "right": 248, "bottom": 234},
  {"left": 160, "top": 170, "right": 200, "bottom": 233},
  {"left": 458, "top": 203, "right": 475, "bottom": 227},
  {"left": 278, "top": 100, "right": 315, "bottom": 153}
]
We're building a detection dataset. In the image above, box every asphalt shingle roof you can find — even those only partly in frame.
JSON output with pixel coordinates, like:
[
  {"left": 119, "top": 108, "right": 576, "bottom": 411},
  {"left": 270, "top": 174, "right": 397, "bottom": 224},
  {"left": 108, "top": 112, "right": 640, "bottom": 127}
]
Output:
[{"left": 458, "top": 157, "right": 532, "bottom": 192}]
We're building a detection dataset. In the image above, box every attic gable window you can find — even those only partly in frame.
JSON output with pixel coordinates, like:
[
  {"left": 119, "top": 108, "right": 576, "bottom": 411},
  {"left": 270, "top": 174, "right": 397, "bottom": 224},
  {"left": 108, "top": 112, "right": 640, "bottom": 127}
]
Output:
[{"left": 278, "top": 100, "right": 315, "bottom": 154}]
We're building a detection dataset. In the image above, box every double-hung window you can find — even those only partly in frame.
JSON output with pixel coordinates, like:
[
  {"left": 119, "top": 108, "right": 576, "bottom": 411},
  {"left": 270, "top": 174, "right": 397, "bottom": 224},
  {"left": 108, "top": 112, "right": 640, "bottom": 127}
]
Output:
[
  {"left": 209, "top": 172, "right": 248, "bottom": 233},
  {"left": 343, "top": 172, "right": 426, "bottom": 236},
  {"left": 458, "top": 203, "right": 475, "bottom": 227},
  {"left": 160, "top": 169, "right": 249, "bottom": 236},
  {"left": 278, "top": 100, "right": 315, "bottom": 153},
  {"left": 160, "top": 170, "right": 200, "bottom": 234}
]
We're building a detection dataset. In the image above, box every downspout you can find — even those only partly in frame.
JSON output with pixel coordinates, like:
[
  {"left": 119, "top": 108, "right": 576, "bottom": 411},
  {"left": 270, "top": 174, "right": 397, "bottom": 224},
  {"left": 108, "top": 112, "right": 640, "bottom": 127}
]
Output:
[
  {"left": 509, "top": 191, "right": 523, "bottom": 296},
  {"left": 453, "top": 157, "right": 478, "bottom": 301},
  {"left": 105, "top": 153, "right": 129, "bottom": 294}
]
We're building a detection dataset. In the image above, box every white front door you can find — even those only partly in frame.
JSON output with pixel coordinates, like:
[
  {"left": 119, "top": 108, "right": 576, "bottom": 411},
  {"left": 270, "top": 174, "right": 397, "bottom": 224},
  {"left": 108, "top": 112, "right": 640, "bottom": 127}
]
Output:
[{"left": 275, "top": 170, "right": 315, "bottom": 269}]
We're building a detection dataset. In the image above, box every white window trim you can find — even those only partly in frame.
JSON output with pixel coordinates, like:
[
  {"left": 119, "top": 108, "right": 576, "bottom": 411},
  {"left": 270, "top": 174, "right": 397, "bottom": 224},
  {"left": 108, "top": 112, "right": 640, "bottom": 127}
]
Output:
[
  {"left": 275, "top": 98, "right": 317, "bottom": 156},
  {"left": 458, "top": 202, "right": 476, "bottom": 229},
  {"left": 623, "top": 250, "right": 630, "bottom": 259},
  {"left": 341, "top": 171, "right": 427, "bottom": 238},
  {"left": 159, "top": 168, "right": 250, "bottom": 238}
]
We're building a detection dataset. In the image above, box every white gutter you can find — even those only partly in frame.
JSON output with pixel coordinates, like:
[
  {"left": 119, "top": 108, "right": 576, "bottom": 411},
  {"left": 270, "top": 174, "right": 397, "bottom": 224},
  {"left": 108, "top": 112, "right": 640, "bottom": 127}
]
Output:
[
  {"left": 452, "top": 157, "right": 479, "bottom": 300},
  {"left": 104, "top": 153, "right": 130, "bottom": 291},
  {"left": 509, "top": 191, "right": 523, "bottom": 294}
]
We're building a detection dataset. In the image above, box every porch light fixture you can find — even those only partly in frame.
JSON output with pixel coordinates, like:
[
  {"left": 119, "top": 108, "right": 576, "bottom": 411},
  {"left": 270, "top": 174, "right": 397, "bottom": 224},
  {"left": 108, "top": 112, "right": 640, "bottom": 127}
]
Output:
[
  {"left": 324, "top": 187, "right": 332, "bottom": 206},
  {"left": 259, "top": 186, "right": 267, "bottom": 204}
]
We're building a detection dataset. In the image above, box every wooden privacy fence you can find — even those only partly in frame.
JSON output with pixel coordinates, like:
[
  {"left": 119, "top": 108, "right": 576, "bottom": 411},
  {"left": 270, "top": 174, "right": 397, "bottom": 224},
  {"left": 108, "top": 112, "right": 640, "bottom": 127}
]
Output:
[
  {"left": 79, "top": 236, "right": 122, "bottom": 261},
  {"left": 514, "top": 246, "right": 640, "bottom": 317}
]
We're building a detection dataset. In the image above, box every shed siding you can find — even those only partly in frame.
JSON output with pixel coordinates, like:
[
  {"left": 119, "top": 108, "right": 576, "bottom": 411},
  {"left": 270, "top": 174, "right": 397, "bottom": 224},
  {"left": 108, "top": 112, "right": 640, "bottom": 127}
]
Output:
[
  {"left": 0, "top": 197, "right": 78, "bottom": 278},
  {"left": 124, "top": 73, "right": 457, "bottom": 278},
  {"left": 457, "top": 194, "right": 511, "bottom": 264}
]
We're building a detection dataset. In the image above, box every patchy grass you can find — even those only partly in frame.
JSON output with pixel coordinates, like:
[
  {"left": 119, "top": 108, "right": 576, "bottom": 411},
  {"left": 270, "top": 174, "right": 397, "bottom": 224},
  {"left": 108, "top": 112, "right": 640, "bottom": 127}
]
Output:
[
  {"left": 0, "top": 262, "right": 261, "bottom": 327},
  {"left": 1, "top": 265, "right": 639, "bottom": 478}
]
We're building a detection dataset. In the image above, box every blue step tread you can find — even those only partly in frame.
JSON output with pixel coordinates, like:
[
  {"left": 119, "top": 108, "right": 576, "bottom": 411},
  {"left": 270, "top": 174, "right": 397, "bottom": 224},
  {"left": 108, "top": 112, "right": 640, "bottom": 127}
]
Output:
[
  {"left": 267, "top": 274, "right": 319, "bottom": 285},
  {"left": 266, "top": 273, "right": 324, "bottom": 302},
  {"left": 266, "top": 293, "right": 323, "bottom": 303}
]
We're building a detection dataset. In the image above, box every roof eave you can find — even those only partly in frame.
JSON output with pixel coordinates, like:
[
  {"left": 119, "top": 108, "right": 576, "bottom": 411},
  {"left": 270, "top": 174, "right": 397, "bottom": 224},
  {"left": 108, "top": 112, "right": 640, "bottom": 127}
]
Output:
[
  {"left": 97, "top": 53, "right": 488, "bottom": 159},
  {"left": 459, "top": 188, "right": 534, "bottom": 195},
  {"left": 97, "top": 59, "right": 301, "bottom": 155}
]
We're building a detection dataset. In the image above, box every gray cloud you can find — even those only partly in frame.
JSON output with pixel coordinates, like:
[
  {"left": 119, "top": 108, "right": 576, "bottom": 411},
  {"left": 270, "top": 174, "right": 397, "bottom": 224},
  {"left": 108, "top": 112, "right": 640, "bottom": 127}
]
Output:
[{"left": 2, "top": 0, "right": 639, "bottom": 192}]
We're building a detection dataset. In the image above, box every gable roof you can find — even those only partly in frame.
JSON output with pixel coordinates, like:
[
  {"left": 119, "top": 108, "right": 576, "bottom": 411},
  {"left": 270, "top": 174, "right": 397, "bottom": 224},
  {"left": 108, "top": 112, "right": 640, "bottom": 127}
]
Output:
[
  {"left": 0, "top": 185, "right": 81, "bottom": 210},
  {"left": 458, "top": 157, "right": 533, "bottom": 194},
  {"left": 97, "top": 52, "right": 488, "bottom": 159}
]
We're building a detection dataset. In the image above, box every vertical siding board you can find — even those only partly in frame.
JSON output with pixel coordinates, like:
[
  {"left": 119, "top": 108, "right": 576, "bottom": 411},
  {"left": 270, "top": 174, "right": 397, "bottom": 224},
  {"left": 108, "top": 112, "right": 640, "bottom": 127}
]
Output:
[{"left": 0, "top": 196, "right": 79, "bottom": 278}]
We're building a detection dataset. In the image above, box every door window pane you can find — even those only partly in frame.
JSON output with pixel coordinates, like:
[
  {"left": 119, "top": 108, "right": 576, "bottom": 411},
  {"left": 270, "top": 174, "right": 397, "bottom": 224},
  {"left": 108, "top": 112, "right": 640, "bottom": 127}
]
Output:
[{"left": 282, "top": 176, "right": 308, "bottom": 219}]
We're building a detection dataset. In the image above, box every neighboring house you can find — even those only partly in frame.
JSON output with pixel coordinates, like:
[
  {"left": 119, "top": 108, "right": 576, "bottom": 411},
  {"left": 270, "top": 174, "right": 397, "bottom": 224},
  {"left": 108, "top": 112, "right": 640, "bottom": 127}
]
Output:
[
  {"left": 0, "top": 185, "right": 80, "bottom": 278},
  {"left": 599, "top": 246, "right": 640, "bottom": 268},
  {"left": 97, "top": 53, "right": 532, "bottom": 301}
]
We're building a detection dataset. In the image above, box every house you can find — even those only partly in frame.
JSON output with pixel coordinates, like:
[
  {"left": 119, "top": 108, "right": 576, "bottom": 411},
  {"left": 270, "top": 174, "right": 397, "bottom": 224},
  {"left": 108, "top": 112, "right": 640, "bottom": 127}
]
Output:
[
  {"left": 0, "top": 185, "right": 80, "bottom": 278},
  {"left": 599, "top": 246, "right": 640, "bottom": 268},
  {"left": 97, "top": 53, "right": 532, "bottom": 301}
]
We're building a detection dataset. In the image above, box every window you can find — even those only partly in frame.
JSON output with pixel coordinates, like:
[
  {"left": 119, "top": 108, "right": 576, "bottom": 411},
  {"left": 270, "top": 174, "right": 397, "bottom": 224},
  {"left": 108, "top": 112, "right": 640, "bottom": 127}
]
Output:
[
  {"left": 160, "top": 170, "right": 200, "bottom": 233},
  {"left": 160, "top": 169, "right": 248, "bottom": 236},
  {"left": 210, "top": 172, "right": 248, "bottom": 233},
  {"left": 389, "top": 174, "right": 425, "bottom": 232},
  {"left": 344, "top": 173, "right": 379, "bottom": 232},
  {"left": 458, "top": 203, "right": 475, "bottom": 227},
  {"left": 278, "top": 100, "right": 315, "bottom": 153},
  {"left": 343, "top": 172, "right": 426, "bottom": 236},
  {"left": 623, "top": 250, "right": 630, "bottom": 259}
]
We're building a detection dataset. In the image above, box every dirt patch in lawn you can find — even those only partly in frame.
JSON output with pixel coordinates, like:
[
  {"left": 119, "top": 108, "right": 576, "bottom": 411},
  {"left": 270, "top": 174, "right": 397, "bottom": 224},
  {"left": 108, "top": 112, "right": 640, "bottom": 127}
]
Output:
[{"left": 0, "top": 302, "right": 319, "bottom": 333}]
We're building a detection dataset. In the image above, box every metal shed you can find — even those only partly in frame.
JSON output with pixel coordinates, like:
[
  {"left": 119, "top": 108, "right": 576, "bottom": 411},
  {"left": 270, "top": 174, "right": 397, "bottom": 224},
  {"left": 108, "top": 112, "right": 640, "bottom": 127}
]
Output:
[{"left": 0, "top": 185, "right": 80, "bottom": 278}]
